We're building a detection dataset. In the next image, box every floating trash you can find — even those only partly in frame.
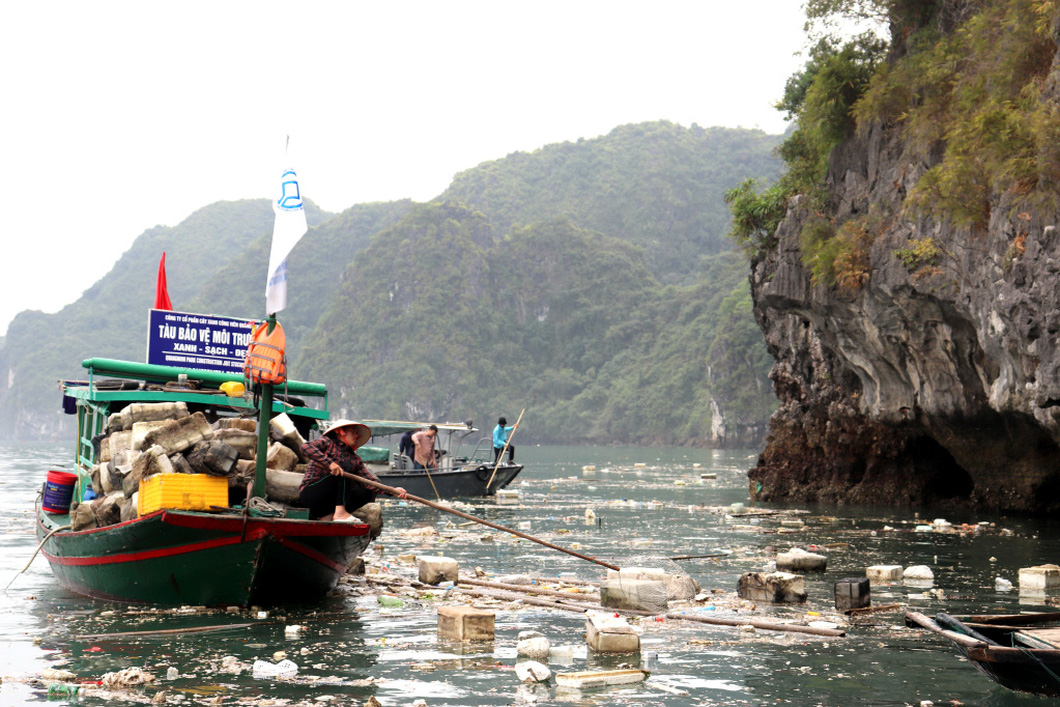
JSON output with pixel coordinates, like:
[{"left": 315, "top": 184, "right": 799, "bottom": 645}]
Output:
[{"left": 252, "top": 659, "right": 298, "bottom": 678}]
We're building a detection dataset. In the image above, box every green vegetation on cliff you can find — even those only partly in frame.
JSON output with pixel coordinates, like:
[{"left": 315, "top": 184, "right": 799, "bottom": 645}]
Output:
[{"left": 730, "top": 0, "right": 1060, "bottom": 283}]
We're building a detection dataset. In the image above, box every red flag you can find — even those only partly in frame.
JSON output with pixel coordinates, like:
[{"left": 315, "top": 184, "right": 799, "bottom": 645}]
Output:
[{"left": 154, "top": 253, "right": 173, "bottom": 310}]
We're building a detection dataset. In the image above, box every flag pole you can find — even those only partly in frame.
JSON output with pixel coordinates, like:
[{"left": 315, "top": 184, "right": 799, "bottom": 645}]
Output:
[
  {"left": 252, "top": 140, "right": 307, "bottom": 502},
  {"left": 252, "top": 314, "right": 278, "bottom": 500}
]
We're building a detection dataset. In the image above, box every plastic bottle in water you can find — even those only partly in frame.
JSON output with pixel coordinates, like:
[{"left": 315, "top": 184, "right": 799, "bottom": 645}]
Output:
[{"left": 47, "top": 683, "right": 80, "bottom": 698}]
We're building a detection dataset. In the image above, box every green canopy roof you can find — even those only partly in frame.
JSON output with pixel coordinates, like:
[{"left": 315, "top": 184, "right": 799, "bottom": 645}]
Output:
[{"left": 362, "top": 419, "right": 477, "bottom": 437}]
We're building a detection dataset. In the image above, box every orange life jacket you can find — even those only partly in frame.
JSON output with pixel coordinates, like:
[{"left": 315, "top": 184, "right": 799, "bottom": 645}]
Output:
[{"left": 243, "top": 320, "right": 287, "bottom": 385}]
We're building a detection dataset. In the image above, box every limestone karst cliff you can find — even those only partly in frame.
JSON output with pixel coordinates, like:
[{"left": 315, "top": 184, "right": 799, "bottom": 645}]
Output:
[{"left": 746, "top": 1, "right": 1060, "bottom": 512}]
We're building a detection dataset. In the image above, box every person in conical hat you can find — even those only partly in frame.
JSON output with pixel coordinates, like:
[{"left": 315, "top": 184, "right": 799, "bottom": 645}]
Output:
[{"left": 299, "top": 419, "right": 407, "bottom": 521}]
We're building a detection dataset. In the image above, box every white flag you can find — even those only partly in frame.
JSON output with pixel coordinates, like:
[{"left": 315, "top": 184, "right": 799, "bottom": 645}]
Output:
[{"left": 265, "top": 168, "right": 309, "bottom": 315}]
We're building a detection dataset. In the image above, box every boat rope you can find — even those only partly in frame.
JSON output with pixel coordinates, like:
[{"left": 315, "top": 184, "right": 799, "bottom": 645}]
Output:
[
  {"left": 1010, "top": 636, "right": 1060, "bottom": 688},
  {"left": 247, "top": 496, "right": 284, "bottom": 517},
  {"left": 6, "top": 520, "right": 70, "bottom": 591}
]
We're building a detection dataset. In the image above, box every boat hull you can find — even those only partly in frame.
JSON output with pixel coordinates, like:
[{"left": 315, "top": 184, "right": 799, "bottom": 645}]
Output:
[
  {"left": 36, "top": 504, "right": 371, "bottom": 606},
  {"left": 377, "top": 463, "right": 523, "bottom": 498},
  {"left": 959, "top": 643, "right": 1060, "bottom": 696},
  {"left": 906, "top": 610, "right": 1060, "bottom": 697}
]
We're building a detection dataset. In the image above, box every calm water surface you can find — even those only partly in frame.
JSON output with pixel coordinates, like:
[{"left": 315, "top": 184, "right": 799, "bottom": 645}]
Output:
[{"left": 1, "top": 441, "right": 1058, "bottom": 706}]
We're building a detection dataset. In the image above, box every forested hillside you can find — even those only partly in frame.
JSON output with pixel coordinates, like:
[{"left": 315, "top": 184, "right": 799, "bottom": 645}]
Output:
[
  {"left": 442, "top": 122, "right": 780, "bottom": 283},
  {"left": 0, "top": 121, "right": 780, "bottom": 446},
  {"left": 188, "top": 200, "right": 414, "bottom": 362},
  {"left": 299, "top": 202, "right": 774, "bottom": 446}
]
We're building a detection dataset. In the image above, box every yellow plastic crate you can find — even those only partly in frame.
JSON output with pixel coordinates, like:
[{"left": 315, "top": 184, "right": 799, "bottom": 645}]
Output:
[{"left": 138, "top": 473, "right": 228, "bottom": 516}]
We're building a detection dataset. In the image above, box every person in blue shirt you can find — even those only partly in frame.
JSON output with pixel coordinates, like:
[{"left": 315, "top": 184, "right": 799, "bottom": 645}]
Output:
[{"left": 492, "top": 416, "right": 518, "bottom": 465}]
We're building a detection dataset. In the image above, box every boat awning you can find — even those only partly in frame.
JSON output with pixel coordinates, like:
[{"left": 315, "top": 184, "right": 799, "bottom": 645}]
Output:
[
  {"left": 357, "top": 446, "right": 391, "bottom": 464},
  {"left": 68, "top": 358, "right": 330, "bottom": 421},
  {"left": 362, "top": 419, "right": 477, "bottom": 437},
  {"left": 81, "top": 358, "right": 327, "bottom": 397}
]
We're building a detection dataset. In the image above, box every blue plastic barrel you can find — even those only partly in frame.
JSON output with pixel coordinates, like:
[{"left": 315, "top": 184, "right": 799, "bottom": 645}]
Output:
[{"left": 42, "top": 470, "right": 78, "bottom": 514}]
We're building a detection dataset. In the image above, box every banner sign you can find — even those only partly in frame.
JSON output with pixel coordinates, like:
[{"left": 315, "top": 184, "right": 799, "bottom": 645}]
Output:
[{"left": 147, "top": 309, "right": 256, "bottom": 375}]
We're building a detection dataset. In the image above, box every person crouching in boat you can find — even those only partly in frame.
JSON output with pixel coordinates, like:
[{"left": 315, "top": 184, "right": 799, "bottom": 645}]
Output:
[{"left": 299, "top": 419, "right": 408, "bottom": 521}]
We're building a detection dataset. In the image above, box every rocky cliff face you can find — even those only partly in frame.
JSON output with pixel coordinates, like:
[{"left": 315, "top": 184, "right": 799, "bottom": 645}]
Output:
[{"left": 749, "top": 109, "right": 1060, "bottom": 513}]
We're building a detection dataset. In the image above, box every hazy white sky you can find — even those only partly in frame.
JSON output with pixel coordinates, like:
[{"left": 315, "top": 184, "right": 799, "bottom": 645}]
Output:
[{"left": 0, "top": 1, "right": 809, "bottom": 334}]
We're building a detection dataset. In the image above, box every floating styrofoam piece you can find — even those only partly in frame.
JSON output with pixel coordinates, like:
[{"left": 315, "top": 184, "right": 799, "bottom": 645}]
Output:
[
  {"left": 736, "top": 571, "right": 806, "bottom": 603},
  {"left": 585, "top": 611, "right": 640, "bottom": 653},
  {"left": 418, "top": 556, "right": 459, "bottom": 585},
  {"left": 549, "top": 645, "right": 575, "bottom": 662},
  {"left": 866, "top": 565, "right": 903, "bottom": 582},
  {"left": 515, "top": 660, "right": 551, "bottom": 683},
  {"left": 809, "top": 620, "right": 840, "bottom": 630},
  {"left": 252, "top": 659, "right": 298, "bottom": 678},
  {"left": 517, "top": 636, "right": 551, "bottom": 660},
  {"left": 437, "top": 605, "right": 495, "bottom": 641},
  {"left": 555, "top": 669, "right": 646, "bottom": 688},
  {"left": 1019, "top": 565, "right": 1060, "bottom": 593},
  {"left": 776, "top": 548, "right": 827, "bottom": 572},
  {"left": 904, "top": 565, "right": 934, "bottom": 581}
]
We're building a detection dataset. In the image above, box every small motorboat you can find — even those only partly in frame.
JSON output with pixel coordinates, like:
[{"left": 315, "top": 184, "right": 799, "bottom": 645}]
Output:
[{"left": 360, "top": 419, "right": 524, "bottom": 498}]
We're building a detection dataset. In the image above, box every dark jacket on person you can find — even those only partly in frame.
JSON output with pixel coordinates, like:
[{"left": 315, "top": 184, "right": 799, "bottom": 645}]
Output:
[{"left": 398, "top": 430, "right": 416, "bottom": 459}]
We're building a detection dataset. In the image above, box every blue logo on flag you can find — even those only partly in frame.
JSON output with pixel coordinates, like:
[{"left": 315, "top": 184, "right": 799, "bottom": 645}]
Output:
[{"left": 278, "top": 170, "right": 303, "bottom": 210}]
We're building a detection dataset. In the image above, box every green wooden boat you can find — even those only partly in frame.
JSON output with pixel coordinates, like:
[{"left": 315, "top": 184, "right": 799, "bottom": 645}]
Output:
[{"left": 36, "top": 357, "right": 371, "bottom": 606}]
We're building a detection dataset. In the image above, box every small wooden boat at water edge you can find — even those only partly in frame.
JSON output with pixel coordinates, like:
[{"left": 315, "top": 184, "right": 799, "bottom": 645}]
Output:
[
  {"left": 905, "top": 610, "right": 1060, "bottom": 696},
  {"left": 360, "top": 419, "right": 524, "bottom": 498}
]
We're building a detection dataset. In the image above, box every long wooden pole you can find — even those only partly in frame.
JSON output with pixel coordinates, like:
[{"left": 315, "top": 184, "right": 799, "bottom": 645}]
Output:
[
  {"left": 338, "top": 470, "right": 620, "bottom": 571},
  {"left": 423, "top": 468, "right": 441, "bottom": 501},
  {"left": 486, "top": 408, "right": 524, "bottom": 490},
  {"left": 361, "top": 575, "right": 846, "bottom": 637}
]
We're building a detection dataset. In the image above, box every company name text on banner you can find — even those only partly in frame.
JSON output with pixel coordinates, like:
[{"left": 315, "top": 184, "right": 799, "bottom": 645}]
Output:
[{"left": 147, "top": 309, "right": 255, "bottom": 374}]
